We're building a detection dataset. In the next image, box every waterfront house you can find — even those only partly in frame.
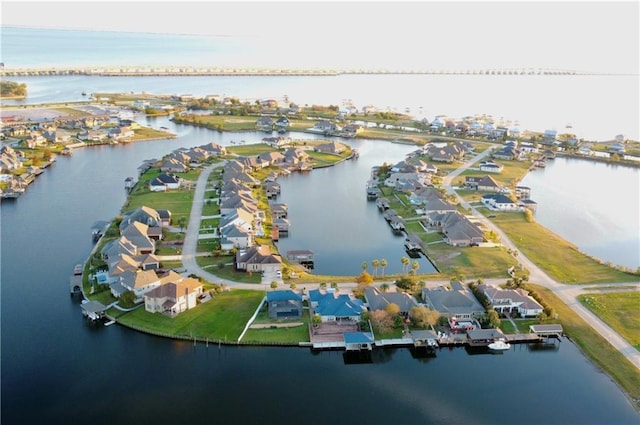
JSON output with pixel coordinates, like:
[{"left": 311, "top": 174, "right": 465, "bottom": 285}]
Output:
[
  {"left": 492, "top": 146, "right": 518, "bottom": 160},
  {"left": 219, "top": 194, "right": 258, "bottom": 216},
  {"left": 270, "top": 202, "right": 288, "bottom": 219},
  {"left": 255, "top": 116, "right": 274, "bottom": 132},
  {"left": 144, "top": 277, "right": 203, "bottom": 317},
  {"left": 465, "top": 175, "right": 501, "bottom": 192},
  {"left": 482, "top": 193, "right": 519, "bottom": 211},
  {"left": 478, "top": 284, "right": 544, "bottom": 317},
  {"left": 309, "top": 289, "right": 366, "bottom": 322},
  {"left": 266, "top": 290, "right": 303, "bottom": 320},
  {"left": 315, "top": 141, "right": 346, "bottom": 154},
  {"left": 120, "top": 206, "right": 162, "bottom": 231},
  {"left": 421, "top": 281, "right": 485, "bottom": 320},
  {"left": 426, "top": 211, "right": 484, "bottom": 246},
  {"left": 200, "top": 141, "right": 227, "bottom": 156},
  {"left": 120, "top": 222, "right": 157, "bottom": 253},
  {"left": 235, "top": 245, "right": 282, "bottom": 274},
  {"left": 282, "top": 147, "right": 310, "bottom": 164},
  {"left": 160, "top": 157, "right": 189, "bottom": 173},
  {"left": 308, "top": 120, "right": 340, "bottom": 135},
  {"left": 364, "top": 287, "right": 419, "bottom": 317},
  {"left": 220, "top": 224, "right": 253, "bottom": 249},
  {"left": 219, "top": 208, "right": 254, "bottom": 233},
  {"left": 274, "top": 117, "right": 290, "bottom": 132},
  {"left": 257, "top": 151, "right": 286, "bottom": 167},
  {"left": 149, "top": 172, "right": 181, "bottom": 191},
  {"left": 479, "top": 160, "right": 503, "bottom": 174}
]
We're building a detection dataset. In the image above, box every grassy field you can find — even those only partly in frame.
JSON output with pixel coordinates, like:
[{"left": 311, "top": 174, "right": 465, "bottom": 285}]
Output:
[
  {"left": 116, "top": 289, "right": 265, "bottom": 341},
  {"left": 489, "top": 210, "right": 639, "bottom": 283},
  {"left": 528, "top": 285, "right": 640, "bottom": 409},
  {"left": 196, "top": 255, "right": 263, "bottom": 284},
  {"left": 242, "top": 307, "right": 311, "bottom": 344},
  {"left": 579, "top": 292, "right": 640, "bottom": 350},
  {"left": 423, "top": 243, "right": 517, "bottom": 278}
]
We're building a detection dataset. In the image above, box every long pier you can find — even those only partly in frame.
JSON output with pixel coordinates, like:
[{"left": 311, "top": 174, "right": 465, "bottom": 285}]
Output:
[{"left": 0, "top": 66, "right": 596, "bottom": 78}]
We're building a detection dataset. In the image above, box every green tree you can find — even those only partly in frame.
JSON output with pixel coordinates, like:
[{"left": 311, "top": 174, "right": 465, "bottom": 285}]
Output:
[
  {"left": 486, "top": 310, "right": 501, "bottom": 328},
  {"left": 384, "top": 303, "right": 400, "bottom": 315},
  {"left": 289, "top": 282, "right": 297, "bottom": 290},
  {"left": 270, "top": 281, "right": 278, "bottom": 290},
  {"left": 361, "top": 261, "right": 368, "bottom": 273},
  {"left": 380, "top": 258, "right": 388, "bottom": 277},
  {"left": 380, "top": 282, "right": 390, "bottom": 293},
  {"left": 119, "top": 290, "right": 136, "bottom": 308},
  {"left": 312, "top": 314, "right": 322, "bottom": 327},
  {"left": 409, "top": 306, "right": 440, "bottom": 328},
  {"left": 178, "top": 216, "right": 187, "bottom": 232},
  {"left": 395, "top": 276, "right": 417, "bottom": 293}
]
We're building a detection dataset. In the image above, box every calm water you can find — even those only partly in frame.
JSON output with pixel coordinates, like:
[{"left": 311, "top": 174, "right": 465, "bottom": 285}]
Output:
[
  {"left": 521, "top": 157, "right": 640, "bottom": 270},
  {"left": 275, "top": 139, "right": 437, "bottom": 276},
  {"left": 2, "top": 27, "right": 640, "bottom": 424},
  {"left": 2, "top": 120, "right": 639, "bottom": 424}
]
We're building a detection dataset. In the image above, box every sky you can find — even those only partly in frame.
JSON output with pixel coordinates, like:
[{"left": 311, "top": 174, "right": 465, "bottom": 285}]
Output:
[{"left": 1, "top": 1, "right": 639, "bottom": 74}]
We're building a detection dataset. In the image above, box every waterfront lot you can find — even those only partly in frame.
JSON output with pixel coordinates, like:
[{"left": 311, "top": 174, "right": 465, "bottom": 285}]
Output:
[
  {"left": 115, "top": 289, "right": 264, "bottom": 341},
  {"left": 579, "top": 291, "right": 640, "bottom": 350},
  {"left": 488, "top": 210, "right": 639, "bottom": 283}
]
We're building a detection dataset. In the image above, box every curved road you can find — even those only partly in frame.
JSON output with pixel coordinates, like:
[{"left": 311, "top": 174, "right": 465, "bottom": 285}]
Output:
[
  {"left": 443, "top": 147, "right": 640, "bottom": 369},
  {"left": 183, "top": 157, "right": 640, "bottom": 369}
]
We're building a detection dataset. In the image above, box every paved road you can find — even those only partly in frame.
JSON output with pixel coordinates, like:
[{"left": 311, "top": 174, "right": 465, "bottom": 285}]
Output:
[
  {"left": 442, "top": 148, "right": 640, "bottom": 370},
  {"left": 183, "top": 157, "right": 640, "bottom": 370}
]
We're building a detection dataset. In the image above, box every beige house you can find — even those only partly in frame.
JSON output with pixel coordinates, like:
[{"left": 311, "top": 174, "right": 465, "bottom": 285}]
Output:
[{"left": 144, "top": 277, "right": 204, "bottom": 316}]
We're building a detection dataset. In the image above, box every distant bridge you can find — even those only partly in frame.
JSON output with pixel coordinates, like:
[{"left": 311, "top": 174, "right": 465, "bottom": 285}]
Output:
[{"left": 0, "top": 66, "right": 598, "bottom": 78}]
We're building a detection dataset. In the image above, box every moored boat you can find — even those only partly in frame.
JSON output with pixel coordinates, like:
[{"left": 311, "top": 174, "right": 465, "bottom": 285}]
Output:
[{"left": 488, "top": 338, "right": 511, "bottom": 351}]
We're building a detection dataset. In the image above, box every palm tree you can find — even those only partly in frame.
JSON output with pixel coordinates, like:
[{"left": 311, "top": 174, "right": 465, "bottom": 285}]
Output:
[
  {"left": 361, "top": 261, "right": 368, "bottom": 273},
  {"left": 401, "top": 256, "right": 410, "bottom": 274},
  {"left": 372, "top": 259, "right": 380, "bottom": 277},
  {"left": 380, "top": 259, "right": 387, "bottom": 277},
  {"left": 411, "top": 260, "right": 420, "bottom": 275}
]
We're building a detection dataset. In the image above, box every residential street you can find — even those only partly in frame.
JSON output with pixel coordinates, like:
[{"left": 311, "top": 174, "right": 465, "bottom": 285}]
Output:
[{"left": 182, "top": 155, "right": 640, "bottom": 370}]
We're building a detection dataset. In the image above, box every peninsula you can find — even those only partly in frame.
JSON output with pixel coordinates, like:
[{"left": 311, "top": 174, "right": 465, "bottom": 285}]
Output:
[{"left": 2, "top": 95, "right": 638, "bottom": 409}]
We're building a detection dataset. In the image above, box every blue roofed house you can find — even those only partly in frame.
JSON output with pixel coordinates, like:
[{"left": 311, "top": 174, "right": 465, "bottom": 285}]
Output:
[
  {"left": 266, "top": 290, "right": 303, "bottom": 319},
  {"left": 309, "top": 289, "right": 366, "bottom": 322}
]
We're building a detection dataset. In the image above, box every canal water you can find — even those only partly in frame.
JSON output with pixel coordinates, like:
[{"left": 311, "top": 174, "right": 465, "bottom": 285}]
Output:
[
  {"left": 2, "top": 120, "right": 639, "bottom": 424},
  {"left": 521, "top": 157, "right": 640, "bottom": 270}
]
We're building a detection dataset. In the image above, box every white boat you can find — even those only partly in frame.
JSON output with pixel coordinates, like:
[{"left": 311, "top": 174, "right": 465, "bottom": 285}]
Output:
[
  {"left": 488, "top": 338, "right": 511, "bottom": 351},
  {"left": 104, "top": 320, "right": 116, "bottom": 326}
]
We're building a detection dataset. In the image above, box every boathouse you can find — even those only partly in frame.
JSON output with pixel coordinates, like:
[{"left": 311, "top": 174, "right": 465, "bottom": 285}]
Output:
[
  {"left": 529, "top": 324, "right": 563, "bottom": 338},
  {"left": 81, "top": 300, "right": 107, "bottom": 321},
  {"left": 466, "top": 328, "right": 505, "bottom": 347},
  {"left": 343, "top": 332, "right": 374, "bottom": 351},
  {"left": 411, "top": 330, "right": 439, "bottom": 349}
]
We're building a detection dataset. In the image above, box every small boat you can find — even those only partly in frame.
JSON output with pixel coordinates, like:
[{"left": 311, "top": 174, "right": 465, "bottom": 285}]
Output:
[
  {"left": 104, "top": 320, "right": 116, "bottom": 326},
  {"left": 73, "top": 264, "right": 83, "bottom": 275},
  {"left": 488, "top": 338, "right": 511, "bottom": 351},
  {"left": 81, "top": 91, "right": 87, "bottom": 96}
]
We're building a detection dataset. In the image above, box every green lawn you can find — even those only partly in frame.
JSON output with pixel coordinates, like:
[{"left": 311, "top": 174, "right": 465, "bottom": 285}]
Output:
[
  {"left": 579, "top": 292, "right": 640, "bottom": 350},
  {"left": 116, "top": 289, "right": 265, "bottom": 341},
  {"left": 196, "top": 255, "right": 262, "bottom": 283},
  {"left": 423, "top": 243, "right": 517, "bottom": 278},
  {"left": 242, "top": 307, "right": 311, "bottom": 344},
  {"left": 489, "top": 211, "right": 639, "bottom": 283},
  {"left": 124, "top": 190, "right": 194, "bottom": 223}
]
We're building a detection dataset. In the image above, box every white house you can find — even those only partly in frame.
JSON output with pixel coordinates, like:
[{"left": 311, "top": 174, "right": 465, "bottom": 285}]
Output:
[{"left": 144, "top": 277, "right": 203, "bottom": 316}]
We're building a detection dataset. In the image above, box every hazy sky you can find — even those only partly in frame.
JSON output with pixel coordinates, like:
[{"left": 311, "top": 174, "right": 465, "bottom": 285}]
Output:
[{"left": 2, "top": 1, "right": 639, "bottom": 73}]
